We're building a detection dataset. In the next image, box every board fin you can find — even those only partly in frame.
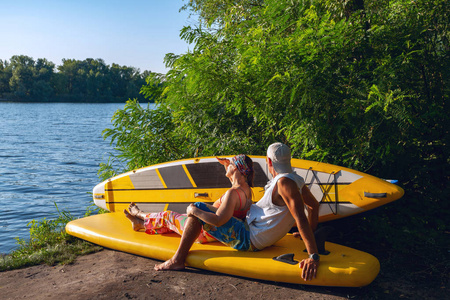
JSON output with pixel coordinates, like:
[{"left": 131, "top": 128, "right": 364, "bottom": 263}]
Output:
[
  {"left": 314, "top": 226, "right": 333, "bottom": 255},
  {"left": 273, "top": 253, "right": 298, "bottom": 265},
  {"left": 302, "top": 226, "right": 333, "bottom": 255}
]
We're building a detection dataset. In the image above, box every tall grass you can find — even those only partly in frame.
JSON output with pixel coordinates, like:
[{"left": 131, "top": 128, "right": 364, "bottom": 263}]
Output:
[{"left": 0, "top": 203, "right": 103, "bottom": 272}]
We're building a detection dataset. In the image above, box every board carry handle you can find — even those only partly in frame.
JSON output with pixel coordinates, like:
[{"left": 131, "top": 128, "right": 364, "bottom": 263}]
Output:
[
  {"left": 194, "top": 192, "right": 209, "bottom": 198},
  {"left": 364, "top": 192, "right": 387, "bottom": 198}
]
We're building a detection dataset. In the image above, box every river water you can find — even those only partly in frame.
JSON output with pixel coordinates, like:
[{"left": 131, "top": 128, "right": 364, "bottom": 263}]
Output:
[{"left": 0, "top": 102, "right": 137, "bottom": 254}]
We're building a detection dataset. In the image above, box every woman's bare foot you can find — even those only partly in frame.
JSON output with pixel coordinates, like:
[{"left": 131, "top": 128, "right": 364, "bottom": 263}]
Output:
[
  {"left": 154, "top": 258, "right": 185, "bottom": 271},
  {"left": 124, "top": 209, "right": 145, "bottom": 231},
  {"left": 128, "top": 202, "right": 143, "bottom": 216}
]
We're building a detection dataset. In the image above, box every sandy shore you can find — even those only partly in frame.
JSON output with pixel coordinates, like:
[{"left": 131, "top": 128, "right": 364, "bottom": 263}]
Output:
[{"left": 0, "top": 248, "right": 443, "bottom": 299}]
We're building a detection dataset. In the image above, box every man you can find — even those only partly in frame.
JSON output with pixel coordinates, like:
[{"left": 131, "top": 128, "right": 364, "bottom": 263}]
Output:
[{"left": 154, "top": 142, "right": 320, "bottom": 281}]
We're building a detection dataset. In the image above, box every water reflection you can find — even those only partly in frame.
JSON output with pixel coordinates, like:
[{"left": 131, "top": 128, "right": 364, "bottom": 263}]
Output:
[{"left": 0, "top": 102, "right": 135, "bottom": 254}]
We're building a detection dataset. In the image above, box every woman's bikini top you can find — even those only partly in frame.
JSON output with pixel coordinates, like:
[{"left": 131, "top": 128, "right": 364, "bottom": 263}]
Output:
[{"left": 219, "top": 187, "right": 251, "bottom": 220}]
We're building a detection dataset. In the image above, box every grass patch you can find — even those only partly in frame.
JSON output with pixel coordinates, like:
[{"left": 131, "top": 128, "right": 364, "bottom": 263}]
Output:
[{"left": 0, "top": 203, "right": 103, "bottom": 272}]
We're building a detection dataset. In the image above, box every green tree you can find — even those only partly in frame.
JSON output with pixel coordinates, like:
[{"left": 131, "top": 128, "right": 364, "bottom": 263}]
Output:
[
  {"left": 1, "top": 56, "right": 153, "bottom": 102},
  {"left": 167, "top": 0, "right": 448, "bottom": 177},
  {"left": 8, "top": 55, "right": 35, "bottom": 99},
  {"left": 31, "top": 58, "right": 55, "bottom": 101},
  {"left": 101, "top": 99, "right": 187, "bottom": 176},
  {"left": 109, "top": 63, "right": 127, "bottom": 98},
  {"left": 57, "top": 59, "right": 78, "bottom": 95},
  {"left": 106, "top": 0, "right": 448, "bottom": 179},
  {"left": 102, "top": 1, "right": 449, "bottom": 290},
  {"left": 0, "top": 59, "right": 12, "bottom": 96}
]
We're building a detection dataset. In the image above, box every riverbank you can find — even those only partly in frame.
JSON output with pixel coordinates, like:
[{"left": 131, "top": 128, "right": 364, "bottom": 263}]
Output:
[{"left": 0, "top": 248, "right": 446, "bottom": 299}]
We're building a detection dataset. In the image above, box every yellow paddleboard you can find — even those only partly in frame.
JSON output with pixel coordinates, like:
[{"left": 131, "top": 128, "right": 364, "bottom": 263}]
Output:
[
  {"left": 66, "top": 212, "right": 380, "bottom": 287},
  {"left": 93, "top": 156, "right": 404, "bottom": 222}
]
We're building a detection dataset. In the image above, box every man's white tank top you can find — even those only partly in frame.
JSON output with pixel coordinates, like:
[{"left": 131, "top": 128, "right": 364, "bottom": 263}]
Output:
[{"left": 247, "top": 172, "right": 305, "bottom": 250}]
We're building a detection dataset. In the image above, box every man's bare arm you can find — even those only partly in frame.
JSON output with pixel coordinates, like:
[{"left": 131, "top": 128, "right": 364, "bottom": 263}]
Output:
[
  {"left": 277, "top": 177, "right": 319, "bottom": 281},
  {"left": 278, "top": 178, "right": 318, "bottom": 254},
  {"left": 301, "top": 185, "right": 319, "bottom": 232}
]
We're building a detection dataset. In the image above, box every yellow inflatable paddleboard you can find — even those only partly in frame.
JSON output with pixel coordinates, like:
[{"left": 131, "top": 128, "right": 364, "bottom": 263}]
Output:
[
  {"left": 66, "top": 212, "right": 380, "bottom": 287},
  {"left": 93, "top": 156, "right": 404, "bottom": 222}
]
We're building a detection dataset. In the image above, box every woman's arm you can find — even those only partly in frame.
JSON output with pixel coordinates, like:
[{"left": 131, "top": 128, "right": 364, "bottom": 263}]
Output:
[
  {"left": 212, "top": 199, "right": 221, "bottom": 208},
  {"left": 187, "top": 189, "right": 237, "bottom": 227}
]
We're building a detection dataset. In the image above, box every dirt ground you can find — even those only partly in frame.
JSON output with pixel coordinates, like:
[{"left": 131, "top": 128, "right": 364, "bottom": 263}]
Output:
[{"left": 0, "top": 248, "right": 445, "bottom": 300}]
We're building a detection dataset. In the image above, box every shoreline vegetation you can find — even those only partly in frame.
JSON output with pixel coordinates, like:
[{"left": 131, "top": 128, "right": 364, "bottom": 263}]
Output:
[
  {"left": 0, "top": 56, "right": 156, "bottom": 103},
  {"left": 1, "top": 0, "right": 448, "bottom": 298},
  {"left": 0, "top": 204, "right": 103, "bottom": 271}
]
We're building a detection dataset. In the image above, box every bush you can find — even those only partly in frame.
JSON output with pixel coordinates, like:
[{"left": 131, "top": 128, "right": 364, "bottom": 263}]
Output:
[{"left": 0, "top": 204, "right": 102, "bottom": 271}]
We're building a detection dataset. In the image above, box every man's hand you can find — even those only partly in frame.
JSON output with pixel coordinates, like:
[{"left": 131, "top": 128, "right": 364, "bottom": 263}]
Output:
[{"left": 299, "top": 258, "right": 319, "bottom": 281}]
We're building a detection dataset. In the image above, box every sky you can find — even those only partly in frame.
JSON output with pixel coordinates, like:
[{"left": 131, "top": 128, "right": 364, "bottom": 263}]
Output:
[{"left": 0, "top": 0, "right": 195, "bottom": 74}]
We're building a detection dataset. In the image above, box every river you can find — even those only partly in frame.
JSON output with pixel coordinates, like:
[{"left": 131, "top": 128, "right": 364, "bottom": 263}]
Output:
[{"left": 0, "top": 102, "right": 143, "bottom": 254}]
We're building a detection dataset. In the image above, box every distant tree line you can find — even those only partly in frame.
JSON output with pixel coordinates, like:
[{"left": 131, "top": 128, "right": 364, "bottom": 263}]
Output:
[{"left": 0, "top": 55, "right": 154, "bottom": 102}]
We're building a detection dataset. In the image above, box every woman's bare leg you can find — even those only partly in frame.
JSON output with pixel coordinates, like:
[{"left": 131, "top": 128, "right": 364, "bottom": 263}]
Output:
[
  {"left": 128, "top": 202, "right": 147, "bottom": 220},
  {"left": 154, "top": 216, "right": 202, "bottom": 271},
  {"left": 124, "top": 209, "right": 145, "bottom": 231}
]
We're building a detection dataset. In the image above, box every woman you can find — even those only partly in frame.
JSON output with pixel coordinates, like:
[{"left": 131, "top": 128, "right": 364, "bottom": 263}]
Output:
[{"left": 124, "top": 154, "right": 254, "bottom": 243}]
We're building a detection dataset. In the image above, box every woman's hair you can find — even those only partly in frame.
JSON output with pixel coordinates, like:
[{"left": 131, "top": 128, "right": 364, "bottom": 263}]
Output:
[
  {"left": 230, "top": 154, "right": 255, "bottom": 188},
  {"left": 243, "top": 155, "right": 254, "bottom": 188}
]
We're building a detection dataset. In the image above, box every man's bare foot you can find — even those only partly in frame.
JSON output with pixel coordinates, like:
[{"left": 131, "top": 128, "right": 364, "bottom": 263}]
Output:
[
  {"left": 124, "top": 209, "right": 145, "bottom": 231},
  {"left": 154, "top": 258, "right": 185, "bottom": 271},
  {"left": 128, "top": 202, "right": 143, "bottom": 216}
]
